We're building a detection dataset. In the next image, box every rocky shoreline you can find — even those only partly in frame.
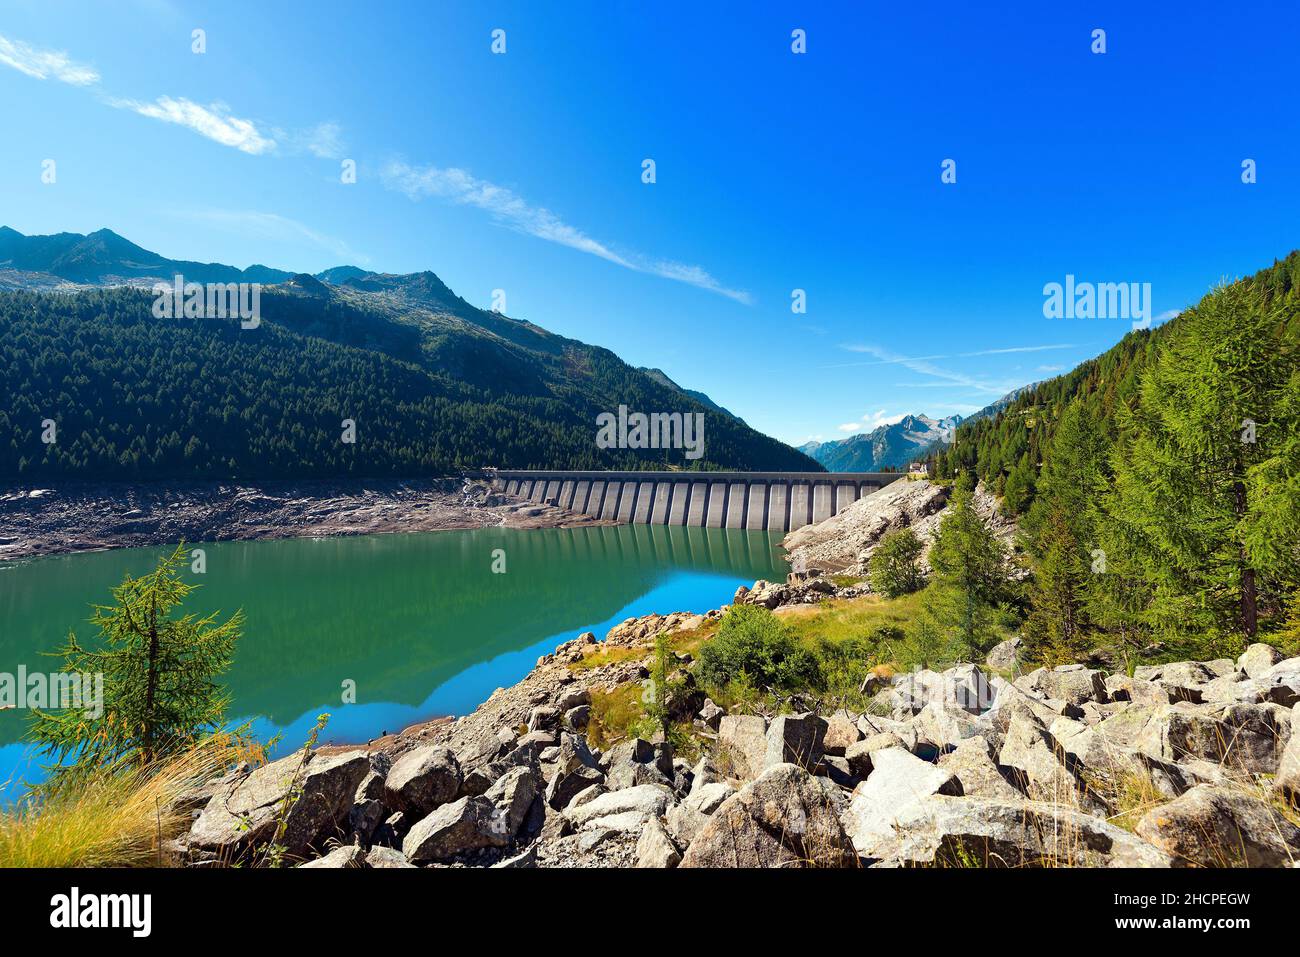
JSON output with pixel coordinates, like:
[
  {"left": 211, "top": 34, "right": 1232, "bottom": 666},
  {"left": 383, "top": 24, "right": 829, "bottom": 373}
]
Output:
[
  {"left": 167, "top": 579, "right": 1300, "bottom": 869},
  {"left": 0, "top": 477, "right": 609, "bottom": 561}
]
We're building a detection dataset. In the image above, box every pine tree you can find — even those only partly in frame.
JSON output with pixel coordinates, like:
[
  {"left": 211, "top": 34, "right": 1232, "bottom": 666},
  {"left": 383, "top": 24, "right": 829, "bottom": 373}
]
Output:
[
  {"left": 869, "top": 528, "right": 926, "bottom": 598},
  {"left": 926, "top": 472, "right": 1008, "bottom": 658},
  {"left": 1107, "top": 282, "right": 1295, "bottom": 650},
  {"left": 1000, "top": 452, "right": 1035, "bottom": 516},
  {"left": 30, "top": 544, "right": 242, "bottom": 786},
  {"left": 1024, "top": 503, "right": 1089, "bottom": 664}
]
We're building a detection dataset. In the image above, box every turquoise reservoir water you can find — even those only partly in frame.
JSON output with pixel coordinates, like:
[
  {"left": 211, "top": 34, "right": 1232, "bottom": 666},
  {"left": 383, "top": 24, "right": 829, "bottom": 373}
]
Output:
[{"left": 0, "top": 524, "right": 785, "bottom": 800}]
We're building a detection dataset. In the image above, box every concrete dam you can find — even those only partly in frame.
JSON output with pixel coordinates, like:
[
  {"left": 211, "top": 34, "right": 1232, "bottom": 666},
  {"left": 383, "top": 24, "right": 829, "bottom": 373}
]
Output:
[{"left": 491, "top": 470, "right": 902, "bottom": 534}]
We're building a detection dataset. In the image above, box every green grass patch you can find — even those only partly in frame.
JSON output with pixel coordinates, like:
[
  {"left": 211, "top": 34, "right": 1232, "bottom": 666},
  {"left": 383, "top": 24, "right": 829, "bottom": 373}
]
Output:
[
  {"left": 585, "top": 683, "right": 646, "bottom": 751},
  {"left": 779, "top": 592, "right": 927, "bottom": 647}
]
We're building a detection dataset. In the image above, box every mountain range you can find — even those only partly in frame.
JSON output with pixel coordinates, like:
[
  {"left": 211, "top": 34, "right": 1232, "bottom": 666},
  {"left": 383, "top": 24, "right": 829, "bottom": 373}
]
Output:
[
  {"left": 800, "top": 414, "right": 964, "bottom": 471},
  {"left": 0, "top": 227, "right": 820, "bottom": 479}
]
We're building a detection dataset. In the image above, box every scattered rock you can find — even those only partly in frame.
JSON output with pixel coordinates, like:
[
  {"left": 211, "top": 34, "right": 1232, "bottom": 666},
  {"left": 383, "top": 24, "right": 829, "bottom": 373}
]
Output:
[
  {"left": 485, "top": 766, "right": 539, "bottom": 836},
  {"left": 998, "top": 712, "right": 1099, "bottom": 811},
  {"left": 1238, "top": 643, "right": 1284, "bottom": 679},
  {"left": 563, "top": 784, "right": 675, "bottom": 831},
  {"left": 298, "top": 845, "right": 366, "bottom": 869},
  {"left": 189, "top": 749, "right": 372, "bottom": 860},
  {"left": 717, "top": 714, "right": 768, "bottom": 780},
  {"left": 764, "top": 713, "right": 827, "bottom": 771},
  {"left": 985, "top": 637, "right": 1023, "bottom": 674},
  {"left": 870, "top": 796, "right": 1172, "bottom": 867},
  {"left": 844, "top": 733, "right": 904, "bottom": 778},
  {"left": 384, "top": 746, "right": 462, "bottom": 814},
  {"left": 1277, "top": 704, "right": 1300, "bottom": 803},
  {"left": 938, "top": 736, "right": 1025, "bottom": 801},
  {"left": 636, "top": 817, "right": 682, "bottom": 868},
  {"left": 403, "top": 796, "right": 511, "bottom": 863},
  {"left": 1136, "top": 785, "right": 1300, "bottom": 867},
  {"left": 842, "top": 747, "right": 962, "bottom": 857},
  {"left": 698, "top": 698, "right": 724, "bottom": 730},
  {"left": 365, "top": 845, "right": 416, "bottom": 868},
  {"left": 680, "top": 764, "right": 856, "bottom": 868}
]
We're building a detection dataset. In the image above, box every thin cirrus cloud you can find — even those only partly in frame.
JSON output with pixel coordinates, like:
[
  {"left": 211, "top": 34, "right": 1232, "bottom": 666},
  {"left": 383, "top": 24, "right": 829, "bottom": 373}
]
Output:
[
  {"left": 0, "top": 31, "right": 280, "bottom": 155},
  {"left": 105, "top": 95, "right": 277, "bottom": 155},
  {"left": 4, "top": 30, "right": 744, "bottom": 305},
  {"left": 174, "top": 209, "right": 368, "bottom": 265},
  {"left": 381, "top": 160, "right": 752, "bottom": 304},
  {"left": 830, "top": 343, "right": 1026, "bottom": 397},
  {"left": 0, "top": 33, "right": 99, "bottom": 85}
]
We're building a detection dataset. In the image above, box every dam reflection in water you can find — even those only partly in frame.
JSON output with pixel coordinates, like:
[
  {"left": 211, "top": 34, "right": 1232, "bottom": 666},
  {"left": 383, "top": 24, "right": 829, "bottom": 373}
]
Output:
[{"left": 0, "top": 524, "right": 785, "bottom": 796}]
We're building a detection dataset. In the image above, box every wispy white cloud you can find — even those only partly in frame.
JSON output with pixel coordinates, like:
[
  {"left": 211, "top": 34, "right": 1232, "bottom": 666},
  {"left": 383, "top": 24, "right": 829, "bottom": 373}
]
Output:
[
  {"left": 106, "top": 95, "right": 277, "bottom": 155},
  {"left": 381, "top": 160, "right": 751, "bottom": 304},
  {"left": 277, "top": 120, "right": 345, "bottom": 159},
  {"left": 834, "top": 343, "right": 1013, "bottom": 396},
  {"left": 833, "top": 408, "right": 908, "bottom": 436},
  {"left": 0, "top": 33, "right": 99, "bottom": 85},
  {"left": 834, "top": 342, "right": 1077, "bottom": 366},
  {"left": 172, "top": 209, "right": 366, "bottom": 265}
]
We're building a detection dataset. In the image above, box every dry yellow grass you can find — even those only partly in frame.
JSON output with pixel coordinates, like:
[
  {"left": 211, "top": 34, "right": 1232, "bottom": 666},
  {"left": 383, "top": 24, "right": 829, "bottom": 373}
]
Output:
[{"left": 0, "top": 736, "right": 248, "bottom": 868}]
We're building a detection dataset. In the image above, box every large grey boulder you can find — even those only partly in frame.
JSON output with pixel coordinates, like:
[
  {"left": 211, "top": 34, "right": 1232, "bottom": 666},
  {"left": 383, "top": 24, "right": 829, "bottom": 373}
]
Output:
[
  {"left": 604, "top": 737, "right": 674, "bottom": 790},
  {"left": 998, "top": 712, "right": 1101, "bottom": 811},
  {"left": 1040, "top": 666, "right": 1108, "bottom": 707},
  {"left": 484, "top": 766, "right": 539, "bottom": 836},
  {"left": 893, "top": 667, "right": 991, "bottom": 715},
  {"left": 1049, "top": 716, "right": 1191, "bottom": 799},
  {"left": 845, "top": 733, "right": 905, "bottom": 778},
  {"left": 841, "top": 747, "right": 962, "bottom": 858},
  {"left": 365, "top": 845, "right": 416, "bottom": 868},
  {"left": 402, "top": 796, "right": 512, "bottom": 863},
  {"left": 189, "top": 749, "right": 372, "bottom": 860},
  {"left": 986, "top": 678, "right": 1080, "bottom": 731},
  {"left": 856, "top": 714, "right": 920, "bottom": 751},
  {"left": 460, "top": 737, "right": 543, "bottom": 796},
  {"left": 985, "top": 636, "right": 1023, "bottom": 674},
  {"left": 1276, "top": 703, "right": 1300, "bottom": 803},
  {"left": 1134, "top": 702, "right": 1289, "bottom": 774},
  {"left": 914, "top": 699, "right": 985, "bottom": 751},
  {"left": 680, "top": 764, "right": 856, "bottom": 868},
  {"left": 665, "top": 782, "right": 735, "bottom": 847},
  {"left": 544, "top": 764, "right": 604, "bottom": 810},
  {"left": 1136, "top": 785, "right": 1300, "bottom": 867},
  {"left": 635, "top": 817, "right": 682, "bottom": 868},
  {"left": 1105, "top": 674, "right": 1171, "bottom": 707},
  {"left": 940, "top": 663, "right": 997, "bottom": 714},
  {"left": 1257, "top": 658, "right": 1300, "bottom": 708},
  {"left": 822, "top": 710, "right": 863, "bottom": 756},
  {"left": 764, "top": 713, "right": 827, "bottom": 770},
  {"left": 384, "top": 746, "right": 462, "bottom": 814},
  {"left": 938, "top": 736, "right": 1025, "bottom": 801},
  {"left": 298, "top": 844, "right": 366, "bottom": 869},
  {"left": 562, "top": 783, "right": 674, "bottom": 831},
  {"left": 1016, "top": 666, "right": 1107, "bottom": 708},
  {"left": 1238, "top": 643, "right": 1284, "bottom": 679},
  {"left": 717, "top": 714, "right": 768, "bottom": 779},
  {"left": 870, "top": 796, "right": 1172, "bottom": 868}
]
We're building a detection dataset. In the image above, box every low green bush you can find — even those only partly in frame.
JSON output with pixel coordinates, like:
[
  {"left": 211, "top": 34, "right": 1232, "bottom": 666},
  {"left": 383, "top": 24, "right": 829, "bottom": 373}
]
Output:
[{"left": 696, "top": 604, "right": 821, "bottom": 694}]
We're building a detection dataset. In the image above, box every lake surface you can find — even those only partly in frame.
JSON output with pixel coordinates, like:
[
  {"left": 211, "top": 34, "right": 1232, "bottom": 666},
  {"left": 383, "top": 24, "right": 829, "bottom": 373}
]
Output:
[{"left": 0, "top": 524, "right": 785, "bottom": 800}]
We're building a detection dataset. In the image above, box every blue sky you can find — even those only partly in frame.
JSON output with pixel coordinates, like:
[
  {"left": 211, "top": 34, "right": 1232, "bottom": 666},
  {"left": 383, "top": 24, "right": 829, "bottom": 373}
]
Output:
[{"left": 1, "top": 1, "right": 1297, "bottom": 446}]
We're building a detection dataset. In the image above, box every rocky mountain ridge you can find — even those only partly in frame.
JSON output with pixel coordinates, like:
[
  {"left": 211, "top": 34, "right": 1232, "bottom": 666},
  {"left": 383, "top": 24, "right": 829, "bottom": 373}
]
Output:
[{"left": 802, "top": 414, "right": 963, "bottom": 471}]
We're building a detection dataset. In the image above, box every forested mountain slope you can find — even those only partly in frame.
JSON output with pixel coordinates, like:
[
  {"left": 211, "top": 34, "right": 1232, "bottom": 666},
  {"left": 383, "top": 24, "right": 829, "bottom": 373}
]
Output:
[{"left": 0, "top": 254, "right": 819, "bottom": 479}]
